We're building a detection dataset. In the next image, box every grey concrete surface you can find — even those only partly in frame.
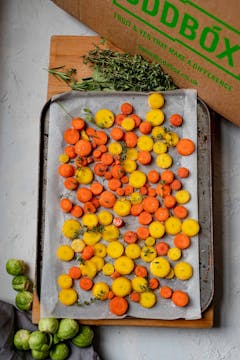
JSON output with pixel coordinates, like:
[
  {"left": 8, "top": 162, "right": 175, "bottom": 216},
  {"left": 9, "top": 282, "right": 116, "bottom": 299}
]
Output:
[{"left": 0, "top": 1, "right": 240, "bottom": 359}]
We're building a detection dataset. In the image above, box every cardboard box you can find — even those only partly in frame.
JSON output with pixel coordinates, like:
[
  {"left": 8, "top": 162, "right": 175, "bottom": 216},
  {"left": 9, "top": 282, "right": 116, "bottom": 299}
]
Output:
[{"left": 52, "top": 0, "right": 240, "bottom": 126}]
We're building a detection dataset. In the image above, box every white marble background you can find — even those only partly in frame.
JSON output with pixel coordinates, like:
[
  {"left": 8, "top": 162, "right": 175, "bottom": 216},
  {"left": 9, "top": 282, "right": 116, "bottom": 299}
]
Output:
[{"left": 0, "top": 1, "right": 240, "bottom": 359}]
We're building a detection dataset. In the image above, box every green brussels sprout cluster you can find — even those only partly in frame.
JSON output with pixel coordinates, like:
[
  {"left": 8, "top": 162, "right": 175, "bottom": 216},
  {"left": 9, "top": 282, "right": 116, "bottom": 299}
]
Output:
[
  {"left": 13, "top": 318, "right": 94, "bottom": 359},
  {"left": 6, "top": 258, "right": 33, "bottom": 311}
]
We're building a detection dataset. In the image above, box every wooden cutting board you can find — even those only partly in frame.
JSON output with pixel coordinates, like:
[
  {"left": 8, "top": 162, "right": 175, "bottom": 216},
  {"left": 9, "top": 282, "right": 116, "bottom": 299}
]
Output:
[{"left": 32, "top": 35, "right": 213, "bottom": 328}]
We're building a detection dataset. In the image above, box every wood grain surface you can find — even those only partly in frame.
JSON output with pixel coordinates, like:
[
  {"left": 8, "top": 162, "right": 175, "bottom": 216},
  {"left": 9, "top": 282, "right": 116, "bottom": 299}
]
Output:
[{"left": 32, "top": 35, "right": 213, "bottom": 328}]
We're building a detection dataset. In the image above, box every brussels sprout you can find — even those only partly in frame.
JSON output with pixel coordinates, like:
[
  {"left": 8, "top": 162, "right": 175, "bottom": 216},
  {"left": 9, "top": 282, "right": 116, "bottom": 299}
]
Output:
[
  {"left": 12, "top": 275, "right": 31, "bottom": 291},
  {"left": 14, "top": 329, "right": 31, "bottom": 350},
  {"left": 6, "top": 259, "right": 26, "bottom": 276},
  {"left": 31, "top": 349, "right": 49, "bottom": 360},
  {"left": 38, "top": 318, "right": 59, "bottom": 334},
  {"left": 72, "top": 326, "right": 94, "bottom": 348},
  {"left": 50, "top": 343, "right": 70, "bottom": 360},
  {"left": 29, "top": 331, "right": 52, "bottom": 352},
  {"left": 57, "top": 319, "right": 79, "bottom": 340},
  {"left": 15, "top": 290, "right": 33, "bottom": 311},
  {"left": 53, "top": 333, "right": 61, "bottom": 345}
]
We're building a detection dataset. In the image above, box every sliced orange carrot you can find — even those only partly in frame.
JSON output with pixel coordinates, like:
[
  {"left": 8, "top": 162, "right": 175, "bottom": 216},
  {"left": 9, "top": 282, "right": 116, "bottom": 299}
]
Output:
[
  {"left": 83, "top": 202, "right": 96, "bottom": 213},
  {"left": 156, "top": 183, "right": 171, "bottom": 197},
  {"left": 91, "top": 197, "right": 100, "bottom": 209},
  {"left": 64, "top": 128, "right": 80, "bottom": 144},
  {"left": 108, "top": 178, "right": 122, "bottom": 191},
  {"left": 58, "top": 164, "right": 74, "bottom": 178},
  {"left": 79, "top": 277, "right": 93, "bottom": 291},
  {"left": 108, "top": 291, "right": 115, "bottom": 300},
  {"left": 72, "top": 117, "right": 85, "bottom": 130},
  {"left": 101, "top": 153, "right": 114, "bottom": 166},
  {"left": 177, "top": 167, "right": 190, "bottom": 178},
  {"left": 161, "top": 170, "right": 174, "bottom": 184},
  {"left": 149, "top": 278, "right": 159, "bottom": 290},
  {"left": 154, "top": 207, "right": 170, "bottom": 222},
  {"left": 110, "top": 127, "right": 124, "bottom": 141},
  {"left": 138, "top": 211, "right": 152, "bottom": 225},
  {"left": 99, "top": 191, "right": 116, "bottom": 208},
  {"left": 156, "top": 241, "right": 169, "bottom": 256},
  {"left": 139, "top": 121, "right": 152, "bottom": 134},
  {"left": 173, "top": 233, "right": 191, "bottom": 249},
  {"left": 75, "top": 139, "right": 92, "bottom": 157},
  {"left": 123, "top": 231, "right": 138, "bottom": 244},
  {"left": 173, "top": 205, "right": 188, "bottom": 219},
  {"left": 170, "top": 179, "right": 182, "bottom": 191},
  {"left": 176, "top": 138, "right": 195, "bottom": 156},
  {"left": 169, "top": 114, "right": 183, "bottom": 127},
  {"left": 142, "top": 196, "right": 159, "bottom": 213},
  {"left": 134, "top": 265, "right": 148, "bottom": 278},
  {"left": 147, "top": 188, "right": 157, "bottom": 197},
  {"left": 109, "top": 296, "right": 129, "bottom": 316},
  {"left": 77, "top": 188, "right": 92, "bottom": 203},
  {"left": 131, "top": 203, "right": 143, "bottom": 216},
  {"left": 163, "top": 195, "right": 176, "bottom": 209},
  {"left": 111, "top": 271, "right": 121, "bottom": 280},
  {"left": 124, "top": 132, "right": 138, "bottom": 148},
  {"left": 130, "top": 114, "right": 141, "bottom": 128},
  {"left": 93, "top": 149, "right": 102, "bottom": 159},
  {"left": 60, "top": 198, "right": 73, "bottom": 212},
  {"left": 75, "top": 157, "right": 87, "bottom": 167},
  {"left": 139, "top": 186, "right": 148, "bottom": 195},
  {"left": 137, "top": 226, "right": 149, "bottom": 240},
  {"left": 111, "top": 165, "right": 125, "bottom": 179},
  {"left": 130, "top": 291, "right": 141, "bottom": 302},
  {"left": 138, "top": 151, "right": 152, "bottom": 165},
  {"left": 147, "top": 170, "right": 160, "bottom": 183},
  {"left": 115, "top": 114, "right": 125, "bottom": 126},
  {"left": 160, "top": 286, "right": 173, "bottom": 299},
  {"left": 116, "top": 187, "right": 125, "bottom": 196},
  {"left": 71, "top": 205, "right": 83, "bottom": 218},
  {"left": 121, "top": 102, "right": 133, "bottom": 115},
  {"left": 86, "top": 127, "right": 95, "bottom": 136},
  {"left": 172, "top": 290, "right": 189, "bottom": 306},
  {"left": 65, "top": 145, "right": 77, "bottom": 159},
  {"left": 124, "top": 185, "right": 134, "bottom": 195},
  {"left": 81, "top": 245, "right": 94, "bottom": 260},
  {"left": 64, "top": 177, "right": 79, "bottom": 190},
  {"left": 93, "top": 130, "right": 108, "bottom": 145},
  {"left": 90, "top": 182, "right": 103, "bottom": 195},
  {"left": 69, "top": 266, "right": 82, "bottom": 279},
  {"left": 104, "top": 171, "right": 113, "bottom": 180},
  {"left": 94, "top": 163, "right": 108, "bottom": 177},
  {"left": 121, "top": 175, "right": 129, "bottom": 184}
]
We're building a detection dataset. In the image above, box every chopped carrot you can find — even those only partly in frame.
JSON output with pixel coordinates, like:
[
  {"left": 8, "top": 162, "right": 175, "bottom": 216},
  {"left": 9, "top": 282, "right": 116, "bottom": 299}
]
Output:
[
  {"left": 75, "top": 157, "right": 87, "bottom": 167},
  {"left": 155, "top": 241, "right": 169, "bottom": 256},
  {"left": 93, "top": 130, "right": 108, "bottom": 145},
  {"left": 170, "top": 179, "right": 182, "bottom": 191},
  {"left": 129, "top": 291, "right": 140, "bottom": 302},
  {"left": 81, "top": 245, "right": 94, "bottom": 260},
  {"left": 134, "top": 265, "right": 148, "bottom": 278},
  {"left": 93, "top": 149, "right": 102, "bottom": 158},
  {"left": 142, "top": 196, "right": 159, "bottom": 213},
  {"left": 99, "top": 191, "right": 116, "bottom": 208},
  {"left": 87, "top": 156, "right": 94, "bottom": 164},
  {"left": 156, "top": 183, "right": 171, "bottom": 197},
  {"left": 130, "top": 114, "right": 141, "bottom": 128},
  {"left": 121, "top": 102, "right": 133, "bottom": 115},
  {"left": 123, "top": 231, "right": 138, "bottom": 244},
  {"left": 99, "top": 144, "right": 107, "bottom": 153},
  {"left": 58, "top": 164, "right": 74, "bottom": 178},
  {"left": 116, "top": 188, "right": 125, "bottom": 196},
  {"left": 169, "top": 114, "right": 183, "bottom": 127},
  {"left": 136, "top": 226, "right": 149, "bottom": 240},
  {"left": 147, "top": 170, "right": 160, "bottom": 183},
  {"left": 109, "top": 296, "right": 129, "bottom": 316},
  {"left": 138, "top": 151, "right": 152, "bottom": 165},
  {"left": 131, "top": 203, "right": 143, "bottom": 216},
  {"left": 64, "top": 128, "right": 80, "bottom": 145},
  {"left": 91, "top": 197, "right": 100, "bottom": 209},
  {"left": 149, "top": 278, "right": 159, "bottom": 290},
  {"left": 64, "top": 177, "right": 79, "bottom": 190},
  {"left": 83, "top": 202, "right": 97, "bottom": 213},
  {"left": 75, "top": 139, "right": 92, "bottom": 157},
  {"left": 79, "top": 277, "right": 93, "bottom": 291},
  {"left": 108, "top": 178, "right": 122, "bottom": 191},
  {"left": 60, "top": 198, "right": 73, "bottom": 212},
  {"left": 65, "top": 145, "right": 77, "bottom": 159},
  {"left": 94, "top": 163, "right": 108, "bottom": 177},
  {"left": 115, "top": 114, "right": 125, "bottom": 126},
  {"left": 86, "top": 127, "right": 95, "bottom": 137},
  {"left": 71, "top": 205, "right": 83, "bottom": 218},
  {"left": 161, "top": 170, "right": 174, "bottom": 184},
  {"left": 90, "top": 182, "right": 103, "bottom": 195},
  {"left": 69, "top": 266, "right": 82, "bottom": 279},
  {"left": 154, "top": 207, "right": 169, "bottom": 221},
  {"left": 163, "top": 195, "right": 176, "bottom": 209},
  {"left": 147, "top": 188, "right": 157, "bottom": 197},
  {"left": 101, "top": 153, "right": 114, "bottom": 165},
  {"left": 124, "top": 185, "right": 134, "bottom": 195},
  {"left": 111, "top": 271, "right": 121, "bottom": 280},
  {"left": 110, "top": 127, "right": 124, "bottom": 141},
  {"left": 177, "top": 167, "right": 190, "bottom": 178},
  {"left": 173, "top": 205, "right": 188, "bottom": 219},
  {"left": 108, "top": 291, "right": 115, "bottom": 300},
  {"left": 173, "top": 233, "right": 191, "bottom": 249},
  {"left": 160, "top": 286, "right": 173, "bottom": 299},
  {"left": 77, "top": 188, "right": 92, "bottom": 203},
  {"left": 124, "top": 132, "right": 138, "bottom": 148},
  {"left": 138, "top": 211, "right": 152, "bottom": 225},
  {"left": 72, "top": 117, "right": 85, "bottom": 130},
  {"left": 104, "top": 171, "right": 113, "bottom": 180},
  {"left": 111, "top": 165, "right": 125, "bottom": 179},
  {"left": 172, "top": 290, "right": 189, "bottom": 307},
  {"left": 139, "top": 186, "right": 148, "bottom": 195},
  {"left": 121, "top": 175, "right": 129, "bottom": 184},
  {"left": 139, "top": 121, "right": 152, "bottom": 134},
  {"left": 176, "top": 138, "right": 195, "bottom": 156}
]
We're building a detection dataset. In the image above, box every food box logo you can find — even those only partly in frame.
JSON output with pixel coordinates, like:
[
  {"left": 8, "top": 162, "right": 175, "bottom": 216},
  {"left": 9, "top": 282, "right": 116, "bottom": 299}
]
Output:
[{"left": 113, "top": 0, "right": 240, "bottom": 80}]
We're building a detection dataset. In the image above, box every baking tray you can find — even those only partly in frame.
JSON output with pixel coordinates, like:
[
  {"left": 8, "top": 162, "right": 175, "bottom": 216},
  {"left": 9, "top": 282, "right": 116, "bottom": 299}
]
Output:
[{"left": 35, "top": 91, "right": 213, "bottom": 324}]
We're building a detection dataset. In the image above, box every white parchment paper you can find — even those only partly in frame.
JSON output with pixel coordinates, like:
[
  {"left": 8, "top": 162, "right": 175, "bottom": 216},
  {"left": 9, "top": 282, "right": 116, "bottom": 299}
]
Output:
[{"left": 41, "top": 90, "right": 201, "bottom": 320}]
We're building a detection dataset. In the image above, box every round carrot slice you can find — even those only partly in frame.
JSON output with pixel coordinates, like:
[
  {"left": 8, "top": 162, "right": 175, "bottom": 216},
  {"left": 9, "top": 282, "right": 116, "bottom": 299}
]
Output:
[
  {"left": 172, "top": 290, "right": 189, "bottom": 307},
  {"left": 173, "top": 233, "right": 191, "bottom": 249},
  {"left": 64, "top": 128, "right": 80, "bottom": 144},
  {"left": 109, "top": 296, "right": 129, "bottom": 316},
  {"left": 176, "top": 138, "right": 195, "bottom": 156}
]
